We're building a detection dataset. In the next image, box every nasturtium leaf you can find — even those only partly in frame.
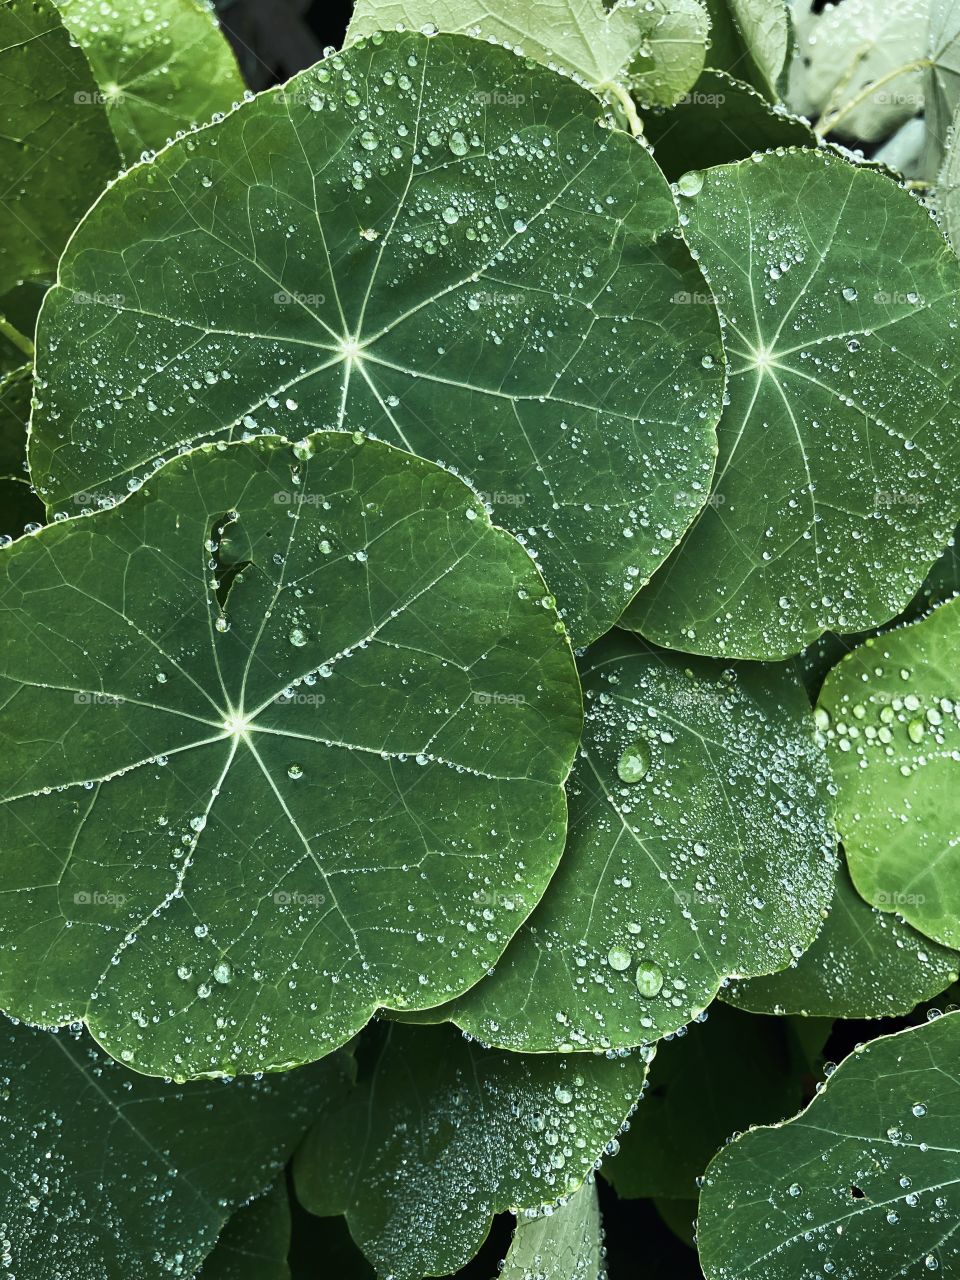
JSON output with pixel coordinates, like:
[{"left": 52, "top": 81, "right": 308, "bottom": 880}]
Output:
[
  {"left": 0, "top": 365, "right": 43, "bottom": 542},
  {"left": 787, "top": 0, "right": 927, "bottom": 142},
  {"left": 0, "top": 0, "right": 119, "bottom": 295},
  {"left": 818, "top": 596, "right": 960, "bottom": 950},
  {"left": 293, "top": 1022, "right": 648, "bottom": 1280},
  {"left": 937, "top": 97, "right": 960, "bottom": 254},
  {"left": 642, "top": 68, "right": 813, "bottom": 182},
  {"left": 0, "top": 431, "right": 582, "bottom": 1078},
  {"left": 726, "top": 854, "right": 960, "bottom": 1017},
  {"left": 702, "top": 0, "right": 792, "bottom": 100},
  {"left": 346, "top": 0, "right": 711, "bottom": 112},
  {"left": 0, "top": 1017, "right": 349, "bottom": 1280},
  {"left": 199, "top": 1179, "right": 291, "bottom": 1280},
  {"left": 425, "top": 632, "right": 834, "bottom": 1052},
  {"left": 623, "top": 149, "right": 960, "bottom": 660},
  {"left": 54, "top": 0, "right": 245, "bottom": 164},
  {"left": 29, "top": 30, "right": 724, "bottom": 646},
  {"left": 698, "top": 1011, "right": 960, "bottom": 1280},
  {"left": 924, "top": 0, "right": 960, "bottom": 177},
  {"left": 604, "top": 1003, "right": 806, "bottom": 1201},
  {"left": 501, "top": 1179, "right": 605, "bottom": 1280}
]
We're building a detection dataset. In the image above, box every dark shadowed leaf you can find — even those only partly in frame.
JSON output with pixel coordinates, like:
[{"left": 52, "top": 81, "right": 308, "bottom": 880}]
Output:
[{"left": 200, "top": 1179, "right": 291, "bottom": 1280}]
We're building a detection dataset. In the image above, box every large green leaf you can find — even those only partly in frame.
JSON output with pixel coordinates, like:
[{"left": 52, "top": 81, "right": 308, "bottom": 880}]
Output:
[
  {"left": 418, "top": 632, "right": 834, "bottom": 1051},
  {"left": 501, "top": 1179, "right": 605, "bottom": 1280},
  {"left": 604, "top": 1003, "right": 807, "bottom": 1201},
  {"left": 726, "top": 854, "right": 960, "bottom": 1017},
  {"left": 0, "top": 431, "right": 581, "bottom": 1078},
  {"left": 293, "top": 1022, "right": 647, "bottom": 1279},
  {"left": 0, "top": 1017, "right": 348, "bottom": 1280},
  {"left": 200, "top": 1179, "right": 291, "bottom": 1280},
  {"left": 0, "top": 0, "right": 119, "bottom": 295},
  {"left": 623, "top": 149, "right": 960, "bottom": 660},
  {"left": 55, "top": 0, "right": 245, "bottom": 164},
  {"left": 702, "top": 0, "right": 792, "bottom": 99},
  {"left": 697, "top": 1011, "right": 960, "bottom": 1280},
  {"left": 29, "top": 29, "right": 724, "bottom": 645},
  {"left": 346, "top": 0, "right": 711, "bottom": 112},
  {"left": 818, "top": 596, "right": 960, "bottom": 949}
]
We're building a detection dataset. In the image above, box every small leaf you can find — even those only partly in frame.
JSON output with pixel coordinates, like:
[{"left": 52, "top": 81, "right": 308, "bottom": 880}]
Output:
[
  {"left": 53, "top": 0, "right": 246, "bottom": 164},
  {"left": 702, "top": 0, "right": 792, "bottom": 100},
  {"left": 0, "top": 0, "right": 119, "bottom": 294},
  {"left": 726, "top": 854, "right": 960, "bottom": 1017},
  {"left": 501, "top": 1179, "right": 605, "bottom": 1280},
  {"left": 199, "top": 1179, "right": 291, "bottom": 1280},
  {"left": 29, "top": 30, "right": 724, "bottom": 644},
  {"left": 429, "top": 632, "right": 834, "bottom": 1051},
  {"left": 698, "top": 1011, "right": 960, "bottom": 1280},
  {"left": 604, "top": 1003, "right": 807, "bottom": 1201},
  {"left": 818, "top": 595, "right": 960, "bottom": 949},
  {"left": 293, "top": 1022, "right": 647, "bottom": 1280},
  {"left": 0, "top": 432, "right": 581, "bottom": 1078},
  {"left": 936, "top": 96, "right": 960, "bottom": 254},
  {"left": 924, "top": 0, "right": 960, "bottom": 177},
  {"left": 0, "top": 365, "right": 43, "bottom": 542},
  {"left": 624, "top": 148, "right": 960, "bottom": 660},
  {"left": 0, "top": 1017, "right": 349, "bottom": 1280}
]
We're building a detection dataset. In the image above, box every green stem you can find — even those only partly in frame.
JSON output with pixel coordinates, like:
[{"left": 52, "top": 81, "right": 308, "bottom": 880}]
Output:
[
  {"left": 0, "top": 313, "right": 34, "bottom": 359},
  {"left": 603, "top": 81, "right": 645, "bottom": 139},
  {"left": 815, "top": 58, "right": 931, "bottom": 139}
]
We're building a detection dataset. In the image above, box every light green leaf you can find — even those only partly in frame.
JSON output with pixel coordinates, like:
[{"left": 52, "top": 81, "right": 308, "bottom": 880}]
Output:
[
  {"left": 702, "top": 0, "right": 792, "bottom": 100},
  {"left": 697, "top": 1011, "right": 960, "bottom": 1280},
  {"left": 818, "top": 596, "right": 960, "bottom": 950},
  {"left": 787, "top": 0, "right": 928, "bottom": 142},
  {"left": 501, "top": 1179, "right": 605, "bottom": 1280},
  {"left": 726, "top": 854, "right": 960, "bottom": 1017},
  {"left": 0, "top": 364, "right": 43, "bottom": 542},
  {"left": 924, "top": 0, "right": 960, "bottom": 177},
  {"left": 424, "top": 632, "right": 834, "bottom": 1051},
  {"left": 623, "top": 149, "right": 960, "bottom": 660},
  {"left": 604, "top": 1002, "right": 806, "bottom": 1201},
  {"left": 937, "top": 97, "right": 960, "bottom": 254},
  {"left": 293, "top": 1022, "right": 647, "bottom": 1280},
  {"left": 643, "top": 68, "right": 813, "bottom": 182},
  {"left": 0, "top": 0, "right": 119, "bottom": 295},
  {"left": 29, "top": 30, "right": 724, "bottom": 645},
  {"left": 54, "top": 0, "right": 245, "bottom": 164},
  {"left": 0, "top": 1017, "right": 349, "bottom": 1280},
  {"left": 346, "top": 0, "right": 710, "bottom": 111},
  {"left": 199, "top": 1179, "right": 291, "bottom": 1280},
  {"left": 0, "top": 431, "right": 581, "bottom": 1079}
]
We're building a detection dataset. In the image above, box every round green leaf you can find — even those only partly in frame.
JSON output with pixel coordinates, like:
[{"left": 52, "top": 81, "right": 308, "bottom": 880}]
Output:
[
  {"left": 29, "top": 30, "right": 724, "bottom": 645},
  {"left": 726, "top": 854, "right": 960, "bottom": 1017},
  {"left": 346, "top": 0, "right": 710, "bottom": 110},
  {"left": 54, "top": 0, "right": 245, "bottom": 164},
  {"left": 430, "top": 632, "right": 835, "bottom": 1051},
  {"left": 0, "top": 431, "right": 581, "bottom": 1078},
  {"left": 200, "top": 1179, "right": 291, "bottom": 1280},
  {"left": 501, "top": 1179, "right": 605, "bottom": 1280},
  {"left": 703, "top": 0, "right": 792, "bottom": 100},
  {"left": 698, "top": 1011, "right": 960, "bottom": 1280},
  {"left": 0, "top": 1017, "right": 349, "bottom": 1280},
  {"left": 0, "top": 0, "right": 119, "bottom": 295},
  {"left": 623, "top": 149, "right": 960, "bottom": 659},
  {"left": 293, "top": 1022, "right": 647, "bottom": 1279},
  {"left": 818, "top": 596, "right": 960, "bottom": 950}
]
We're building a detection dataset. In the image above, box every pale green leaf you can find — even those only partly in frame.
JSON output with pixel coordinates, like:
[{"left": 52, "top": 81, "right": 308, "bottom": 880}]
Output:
[
  {"left": 346, "top": 0, "right": 710, "bottom": 110},
  {"left": 425, "top": 632, "right": 834, "bottom": 1051},
  {"left": 623, "top": 149, "right": 960, "bottom": 660},
  {"left": 818, "top": 596, "right": 960, "bottom": 949},
  {"left": 293, "top": 1022, "right": 647, "bottom": 1279},
  {"left": 924, "top": 0, "right": 960, "bottom": 176},
  {"left": 54, "top": 0, "right": 245, "bottom": 164},
  {"left": 0, "top": 1017, "right": 348, "bottom": 1280},
  {"left": 501, "top": 1179, "right": 605, "bottom": 1280},
  {"left": 0, "top": 432, "right": 581, "bottom": 1079},
  {"left": 936, "top": 96, "right": 960, "bottom": 253},
  {"left": 697, "top": 1011, "right": 960, "bottom": 1280},
  {"left": 726, "top": 854, "right": 960, "bottom": 1017},
  {"left": 0, "top": 0, "right": 119, "bottom": 294},
  {"left": 28, "top": 30, "right": 724, "bottom": 645},
  {"left": 199, "top": 1179, "right": 291, "bottom": 1280},
  {"left": 703, "top": 0, "right": 792, "bottom": 100}
]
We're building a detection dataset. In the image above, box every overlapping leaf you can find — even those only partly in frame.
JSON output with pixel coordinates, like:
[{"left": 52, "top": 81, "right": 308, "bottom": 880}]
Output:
[
  {"left": 501, "top": 1180, "right": 605, "bottom": 1280},
  {"left": 29, "top": 29, "right": 724, "bottom": 644},
  {"left": 0, "top": 364, "right": 43, "bottom": 541},
  {"left": 702, "top": 0, "right": 791, "bottom": 99},
  {"left": 0, "top": 431, "right": 581, "bottom": 1078},
  {"left": 698, "top": 1012, "right": 960, "bottom": 1280},
  {"left": 818, "top": 596, "right": 960, "bottom": 949},
  {"left": 420, "top": 632, "right": 834, "bottom": 1051},
  {"left": 293, "top": 1022, "right": 647, "bottom": 1279},
  {"left": 0, "top": 1017, "right": 348, "bottom": 1280},
  {"left": 199, "top": 1179, "right": 292, "bottom": 1280},
  {"left": 624, "top": 148, "right": 960, "bottom": 659},
  {"left": 54, "top": 0, "right": 245, "bottom": 164}
]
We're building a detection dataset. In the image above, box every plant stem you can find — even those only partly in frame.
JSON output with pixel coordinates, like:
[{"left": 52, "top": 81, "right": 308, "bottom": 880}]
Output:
[
  {"left": 815, "top": 58, "right": 931, "bottom": 139},
  {"left": 0, "top": 313, "right": 34, "bottom": 360},
  {"left": 604, "top": 81, "right": 645, "bottom": 139}
]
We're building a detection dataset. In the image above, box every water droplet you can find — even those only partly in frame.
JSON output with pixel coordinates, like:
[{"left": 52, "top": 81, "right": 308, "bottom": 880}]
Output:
[
  {"left": 635, "top": 963, "right": 664, "bottom": 998},
  {"left": 607, "top": 947, "right": 632, "bottom": 972},
  {"left": 213, "top": 960, "right": 233, "bottom": 985},
  {"left": 677, "top": 169, "right": 704, "bottom": 197},
  {"left": 289, "top": 627, "right": 307, "bottom": 647},
  {"left": 287, "top": 763, "right": 304, "bottom": 780},
  {"left": 617, "top": 740, "right": 650, "bottom": 783}
]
